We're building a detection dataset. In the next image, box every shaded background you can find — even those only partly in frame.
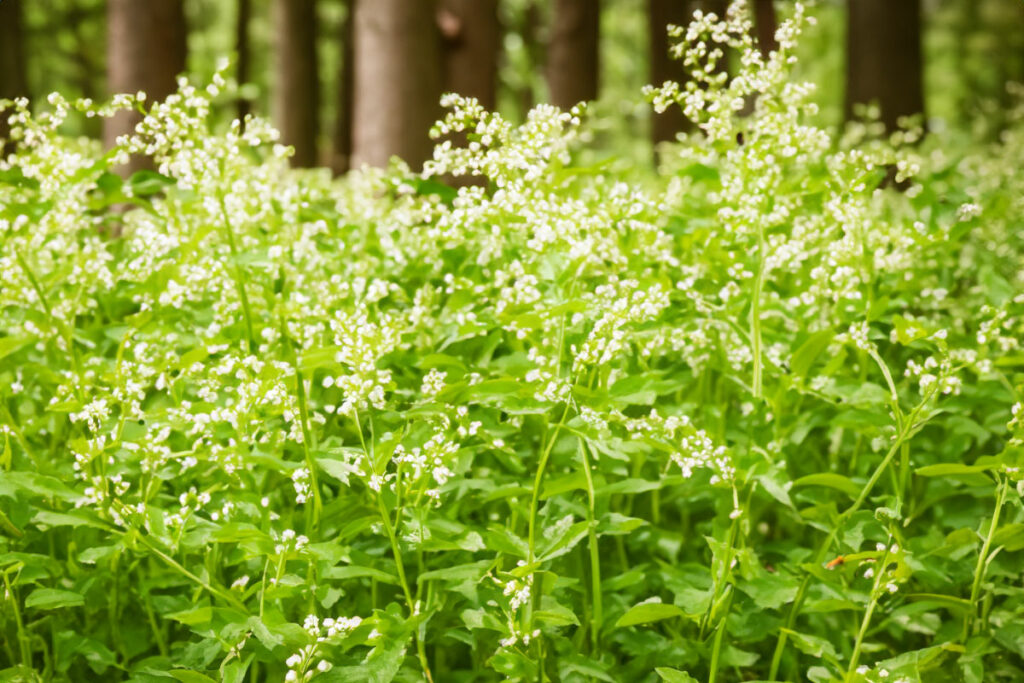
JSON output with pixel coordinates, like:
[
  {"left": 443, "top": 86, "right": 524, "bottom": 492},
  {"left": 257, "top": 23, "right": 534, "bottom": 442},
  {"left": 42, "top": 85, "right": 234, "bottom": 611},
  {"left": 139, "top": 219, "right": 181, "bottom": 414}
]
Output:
[{"left": 1, "top": 0, "right": 1023, "bottom": 172}]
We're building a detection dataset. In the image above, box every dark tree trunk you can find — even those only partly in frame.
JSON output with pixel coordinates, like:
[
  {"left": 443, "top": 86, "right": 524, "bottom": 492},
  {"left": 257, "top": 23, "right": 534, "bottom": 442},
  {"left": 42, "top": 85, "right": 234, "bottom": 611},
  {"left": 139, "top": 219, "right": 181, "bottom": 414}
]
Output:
[
  {"left": 351, "top": 0, "right": 441, "bottom": 169},
  {"left": 439, "top": 0, "right": 500, "bottom": 110},
  {"left": 753, "top": 0, "right": 778, "bottom": 57},
  {"left": 105, "top": 0, "right": 187, "bottom": 174},
  {"left": 273, "top": 0, "right": 320, "bottom": 167},
  {"left": 700, "top": 0, "right": 728, "bottom": 21},
  {"left": 648, "top": 0, "right": 692, "bottom": 149},
  {"left": 845, "top": 0, "right": 924, "bottom": 132},
  {"left": 519, "top": 1, "right": 543, "bottom": 116},
  {"left": 330, "top": 0, "right": 355, "bottom": 174},
  {"left": 236, "top": 0, "right": 253, "bottom": 126},
  {"left": 546, "top": 0, "right": 600, "bottom": 109},
  {"left": 0, "top": 0, "right": 29, "bottom": 156}
]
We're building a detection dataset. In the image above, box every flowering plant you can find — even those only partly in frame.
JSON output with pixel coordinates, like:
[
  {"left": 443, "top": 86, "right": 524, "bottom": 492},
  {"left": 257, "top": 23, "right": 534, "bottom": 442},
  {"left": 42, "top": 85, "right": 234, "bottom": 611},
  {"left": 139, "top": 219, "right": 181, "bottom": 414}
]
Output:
[{"left": 2, "top": 3, "right": 1023, "bottom": 682}]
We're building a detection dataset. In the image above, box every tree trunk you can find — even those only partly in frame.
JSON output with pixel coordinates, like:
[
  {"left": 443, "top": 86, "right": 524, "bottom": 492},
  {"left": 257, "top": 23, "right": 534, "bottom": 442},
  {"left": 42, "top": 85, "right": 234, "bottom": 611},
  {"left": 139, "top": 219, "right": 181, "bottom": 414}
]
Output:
[
  {"left": 351, "top": 0, "right": 441, "bottom": 169},
  {"left": 0, "top": 0, "right": 29, "bottom": 156},
  {"left": 518, "top": 1, "right": 543, "bottom": 116},
  {"left": 439, "top": 0, "right": 500, "bottom": 110},
  {"left": 236, "top": 0, "right": 253, "bottom": 126},
  {"left": 273, "top": 0, "right": 320, "bottom": 167},
  {"left": 648, "top": 0, "right": 692, "bottom": 149},
  {"left": 753, "top": 0, "right": 778, "bottom": 57},
  {"left": 845, "top": 0, "right": 924, "bottom": 132},
  {"left": 330, "top": 0, "right": 355, "bottom": 174},
  {"left": 105, "top": 0, "right": 187, "bottom": 173},
  {"left": 546, "top": 0, "right": 600, "bottom": 109}
]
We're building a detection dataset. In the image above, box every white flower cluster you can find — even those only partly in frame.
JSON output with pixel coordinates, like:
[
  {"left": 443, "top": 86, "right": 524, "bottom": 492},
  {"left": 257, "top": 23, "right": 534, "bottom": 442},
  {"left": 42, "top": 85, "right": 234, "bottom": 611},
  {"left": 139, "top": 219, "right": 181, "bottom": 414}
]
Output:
[
  {"left": 392, "top": 429, "right": 461, "bottom": 502},
  {"left": 274, "top": 528, "right": 309, "bottom": 556},
  {"left": 292, "top": 467, "right": 312, "bottom": 504},
  {"left": 421, "top": 368, "right": 447, "bottom": 397},
  {"left": 573, "top": 280, "right": 670, "bottom": 371},
  {"left": 492, "top": 572, "right": 538, "bottom": 650},
  {"left": 904, "top": 355, "right": 961, "bottom": 397}
]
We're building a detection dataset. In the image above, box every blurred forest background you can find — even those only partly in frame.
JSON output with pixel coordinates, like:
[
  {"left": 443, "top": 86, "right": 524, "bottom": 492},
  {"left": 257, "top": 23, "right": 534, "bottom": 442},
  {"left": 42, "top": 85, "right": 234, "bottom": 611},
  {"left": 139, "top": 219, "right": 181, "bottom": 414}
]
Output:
[{"left": 1, "top": 0, "right": 1023, "bottom": 173}]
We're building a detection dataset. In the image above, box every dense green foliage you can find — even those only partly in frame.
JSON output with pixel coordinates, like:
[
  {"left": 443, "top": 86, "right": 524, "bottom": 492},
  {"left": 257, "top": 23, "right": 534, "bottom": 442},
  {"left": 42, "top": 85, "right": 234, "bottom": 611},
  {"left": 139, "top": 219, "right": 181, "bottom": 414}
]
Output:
[{"left": 2, "top": 5, "right": 1024, "bottom": 682}]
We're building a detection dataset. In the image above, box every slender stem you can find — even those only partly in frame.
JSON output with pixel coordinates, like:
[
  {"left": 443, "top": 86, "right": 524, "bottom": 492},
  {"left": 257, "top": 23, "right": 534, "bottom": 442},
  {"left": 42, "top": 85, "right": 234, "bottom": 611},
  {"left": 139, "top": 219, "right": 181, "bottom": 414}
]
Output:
[
  {"left": 353, "top": 408, "right": 432, "bottom": 682},
  {"left": 701, "top": 512, "right": 739, "bottom": 639},
  {"left": 579, "top": 440, "right": 602, "bottom": 652},
  {"left": 965, "top": 476, "right": 1009, "bottom": 639},
  {"left": 751, "top": 225, "right": 767, "bottom": 398},
  {"left": 527, "top": 403, "right": 573, "bottom": 566},
  {"left": 2, "top": 570, "right": 32, "bottom": 669},
  {"left": 15, "top": 249, "right": 85, "bottom": 402},
  {"left": 141, "top": 574, "right": 169, "bottom": 657},
  {"left": 708, "top": 589, "right": 734, "bottom": 683},
  {"left": 898, "top": 442, "right": 911, "bottom": 509},
  {"left": 216, "top": 192, "right": 256, "bottom": 354},
  {"left": 375, "top": 495, "right": 433, "bottom": 682},
  {"left": 134, "top": 533, "right": 247, "bottom": 611},
  {"left": 292, "top": 361, "right": 323, "bottom": 531},
  {"left": 867, "top": 348, "right": 901, "bottom": 417},
  {"left": 769, "top": 406, "right": 925, "bottom": 680},
  {"left": 845, "top": 545, "right": 891, "bottom": 680}
]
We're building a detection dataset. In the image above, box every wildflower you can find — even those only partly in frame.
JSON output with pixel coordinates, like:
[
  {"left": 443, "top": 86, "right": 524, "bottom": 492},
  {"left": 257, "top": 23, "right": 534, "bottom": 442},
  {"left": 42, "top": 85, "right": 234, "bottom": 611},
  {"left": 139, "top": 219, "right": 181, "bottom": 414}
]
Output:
[
  {"left": 421, "top": 368, "right": 447, "bottom": 397},
  {"left": 292, "top": 467, "right": 311, "bottom": 504}
]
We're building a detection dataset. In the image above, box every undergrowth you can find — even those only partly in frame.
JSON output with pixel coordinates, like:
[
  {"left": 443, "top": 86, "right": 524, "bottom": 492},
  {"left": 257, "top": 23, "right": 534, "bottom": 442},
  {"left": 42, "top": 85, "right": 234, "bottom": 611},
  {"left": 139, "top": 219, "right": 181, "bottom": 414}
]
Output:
[{"left": 1, "top": 3, "right": 1023, "bottom": 682}]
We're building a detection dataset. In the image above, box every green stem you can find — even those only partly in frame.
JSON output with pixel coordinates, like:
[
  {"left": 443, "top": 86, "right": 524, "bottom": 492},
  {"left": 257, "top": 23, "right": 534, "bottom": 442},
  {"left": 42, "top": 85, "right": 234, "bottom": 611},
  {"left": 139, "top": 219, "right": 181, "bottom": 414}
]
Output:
[
  {"left": 216, "top": 192, "right": 256, "bottom": 354},
  {"left": 525, "top": 403, "right": 573, "bottom": 636},
  {"left": 845, "top": 544, "right": 891, "bottom": 680},
  {"left": 708, "top": 589, "right": 734, "bottom": 683},
  {"left": 292, "top": 361, "right": 323, "bottom": 531},
  {"left": 751, "top": 224, "right": 767, "bottom": 398},
  {"left": 375, "top": 495, "right": 433, "bottom": 683},
  {"left": 701, "top": 512, "right": 739, "bottom": 639},
  {"left": 965, "top": 476, "right": 1009, "bottom": 639},
  {"left": 768, "top": 406, "right": 926, "bottom": 680},
  {"left": 2, "top": 569, "right": 32, "bottom": 669},
  {"left": 527, "top": 403, "right": 573, "bottom": 565},
  {"left": 134, "top": 533, "right": 247, "bottom": 611},
  {"left": 353, "top": 408, "right": 432, "bottom": 682},
  {"left": 15, "top": 249, "right": 85, "bottom": 402},
  {"left": 579, "top": 440, "right": 602, "bottom": 652}
]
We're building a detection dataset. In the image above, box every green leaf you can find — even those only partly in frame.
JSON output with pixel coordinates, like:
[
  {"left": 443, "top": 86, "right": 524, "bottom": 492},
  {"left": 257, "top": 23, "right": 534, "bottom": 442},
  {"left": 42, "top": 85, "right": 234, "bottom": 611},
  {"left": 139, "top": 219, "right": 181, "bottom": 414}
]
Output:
[
  {"left": 247, "top": 617, "right": 285, "bottom": 650},
  {"left": 737, "top": 572, "right": 800, "bottom": 610},
  {"left": 321, "top": 635, "right": 410, "bottom": 682},
  {"left": 535, "top": 597, "right": 581, "bottom": 627},
  {"left": 322, "top": 566, "right": 399, "bottom": 585},
  {"left": 316, "top": 456, "right": 363, "bottom": 485},
  {"left": 166, "top": 605, "right": 213, "bottom": 625},
  {"left": 25, "top": 588, "right": 85, "bottom": 610},
  {"left": 615, "top": 600, "right": 685, "bottom": 628},
  {"left": 915, "top": 463, "right": 997, "bottom": 477},
  {"left": 168, "top": 671, "right": 219, "bottom": 683},
  {"left": 597, "top": 512, "right": 648, "bottom": 536},
  {"left": 596, "top": 478, "right": 661, "bottom": 496},
  {"left": 792, "top": 473, "right": 860, "bottom": 498},
  {"left": 128, "top": 169, "right": 174, "bottom": 196},
  {"left": 993, "top": 523, "right": 1024, "bottom": 551},
  {"left": 538, "top": 520, "right": 589, "bottom": 561},
  {"left": 655, "top": 668, "right": 699, "bottom": 683},
  {"left": 418, "top": 560, "right": 492, "bottom": 583},
  {"left": 904, "top": 593, "right": 973, "bottom": 615},
  {"left": 891, "top": 314, "right": 930, "bottom": 345},
  {"left": 0, "top": 335, "right": 32, "bottom": 361},
  {"left": 780, "top": 628, "right": 838, "bottom": 659},
  {"left": 791, "top": 329, "right": 835, "bottom": 378},
  {"left": 32, "top": 509, "right": 108, "bottom": 530},
  {"left": 541, "top": 471, "right": 587, "bottom": 499},
  {"left": 720, "top": 644, "right": 759, "bottom": 667}
]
